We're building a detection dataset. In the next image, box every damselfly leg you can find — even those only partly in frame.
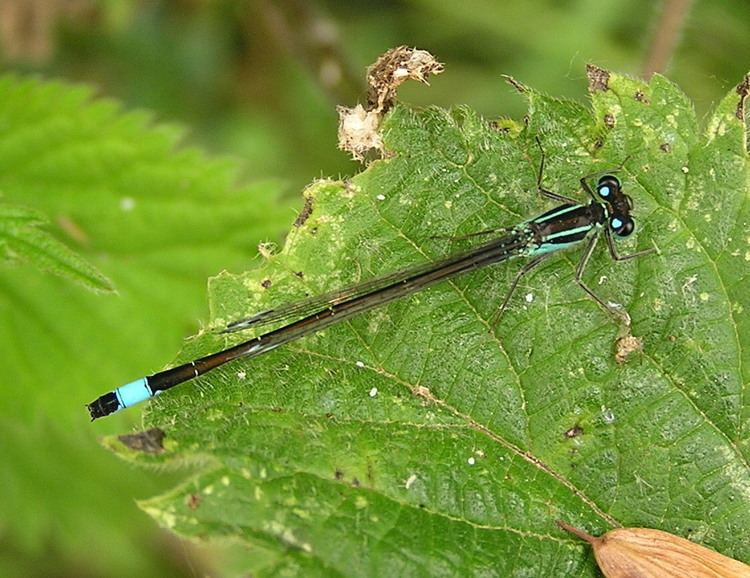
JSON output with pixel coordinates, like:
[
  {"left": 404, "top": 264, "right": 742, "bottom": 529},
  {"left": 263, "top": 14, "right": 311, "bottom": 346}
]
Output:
[
  {"left": 489, "top": 254, "right": 550, "bottom": 325},
  {"left": 534, "top": 138, "right": 579, "bottom": 204},
  {"left": 604, "top": 228, "right": 656, "bottom": 262}
]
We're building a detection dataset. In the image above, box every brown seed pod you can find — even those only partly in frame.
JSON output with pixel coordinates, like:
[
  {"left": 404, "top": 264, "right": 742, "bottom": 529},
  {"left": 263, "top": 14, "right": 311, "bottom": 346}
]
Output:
[{"left": 557, "top": 520, "right": 750, "bottom": 577}]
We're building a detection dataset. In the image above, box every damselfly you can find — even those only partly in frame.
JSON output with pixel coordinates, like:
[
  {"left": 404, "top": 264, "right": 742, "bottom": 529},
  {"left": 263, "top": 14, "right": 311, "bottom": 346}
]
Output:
[{"left": 87, "top": 152, "right": 654, "bottom": 420}]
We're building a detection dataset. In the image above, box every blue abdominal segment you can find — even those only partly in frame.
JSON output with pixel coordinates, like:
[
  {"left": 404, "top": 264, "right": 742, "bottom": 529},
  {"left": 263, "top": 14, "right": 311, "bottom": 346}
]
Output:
[{"left": 114, "top": 377, "right": 153, "bottom": 410}]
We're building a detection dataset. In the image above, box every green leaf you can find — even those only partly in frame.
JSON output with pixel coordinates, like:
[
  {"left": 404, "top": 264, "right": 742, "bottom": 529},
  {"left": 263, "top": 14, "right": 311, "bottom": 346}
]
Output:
[
  {"left": 0, "top": 203, "right": 114, "bottom": 292},
  {"left": 112, "top": 70, "right": 750, "bottom": 576},
  {"left": 0, "top": 75, "right": 294, "bottom": 577},
  {"left": 0, "top": 74, "right": 292, "bottom": 420}
]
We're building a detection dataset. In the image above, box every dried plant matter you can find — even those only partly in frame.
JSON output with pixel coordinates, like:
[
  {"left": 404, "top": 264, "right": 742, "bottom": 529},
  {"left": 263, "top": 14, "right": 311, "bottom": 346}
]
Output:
[
  {"left": 338, "top": 46, "right": 443, "bottom": 161},
  {"left": 558, "top": 520, "right": 750, "bottom": 577}
]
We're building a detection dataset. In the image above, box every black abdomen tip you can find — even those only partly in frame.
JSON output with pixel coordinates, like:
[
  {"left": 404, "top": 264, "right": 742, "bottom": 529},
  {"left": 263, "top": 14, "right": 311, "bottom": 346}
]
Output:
[{"left": 87, "top": 392, "right": 120, "bottom": 420}]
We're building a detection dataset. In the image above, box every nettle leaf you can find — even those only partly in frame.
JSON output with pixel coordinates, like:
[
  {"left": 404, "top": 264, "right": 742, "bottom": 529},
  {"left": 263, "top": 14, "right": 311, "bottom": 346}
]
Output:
[
  {"left": 0, "top": 75, "right": 291, "bottom": 420},
  {"left": 0, "top": 75, "right": 292, "bottom": 578},
  {"left": 0, "top": 203, "right": 113, "bottom": 292},
  {"left": 111, "top": 70, "right": 750, "bottom": 576}
]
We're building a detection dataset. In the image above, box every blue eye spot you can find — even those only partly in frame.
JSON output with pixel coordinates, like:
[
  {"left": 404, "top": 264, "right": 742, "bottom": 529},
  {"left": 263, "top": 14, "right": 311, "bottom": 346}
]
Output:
[
  {"left": 611, "top": 217, "right": 623, "bottom": 229},
  {"left": 599, "top": 186, "right": 610, "bottom": 197}
]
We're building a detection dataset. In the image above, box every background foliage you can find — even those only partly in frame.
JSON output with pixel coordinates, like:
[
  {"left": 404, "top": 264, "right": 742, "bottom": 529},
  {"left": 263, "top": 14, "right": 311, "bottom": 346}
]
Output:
[{"left": 0, "top": 1, "right": 747, "bottom": 576}]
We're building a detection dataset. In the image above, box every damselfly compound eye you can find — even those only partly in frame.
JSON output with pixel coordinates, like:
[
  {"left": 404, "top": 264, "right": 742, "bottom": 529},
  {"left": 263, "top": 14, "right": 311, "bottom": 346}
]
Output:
[
  {"left": 614, "top": 218, "right": 635, "bottom": 237},
  {"left": 597, "top": 175, "right": 620, "bottom": 200}
]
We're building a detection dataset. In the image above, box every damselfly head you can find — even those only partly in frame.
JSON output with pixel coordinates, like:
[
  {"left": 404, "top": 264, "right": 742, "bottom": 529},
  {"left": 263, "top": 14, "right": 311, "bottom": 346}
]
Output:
[{"left": 597, "top": 175, "right": 635, "bottom": 238}]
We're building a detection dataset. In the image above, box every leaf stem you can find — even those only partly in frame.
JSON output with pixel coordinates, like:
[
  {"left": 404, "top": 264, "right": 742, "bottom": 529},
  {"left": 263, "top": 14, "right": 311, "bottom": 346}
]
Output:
[{"left": 556, "top": 520, "right": 601, "bottom": 546}]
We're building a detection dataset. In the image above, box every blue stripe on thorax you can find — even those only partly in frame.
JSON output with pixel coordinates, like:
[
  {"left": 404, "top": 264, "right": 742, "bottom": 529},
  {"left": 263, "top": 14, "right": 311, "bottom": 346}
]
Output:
[
  {"left": 542, "top": 224, "right": 594, "bottom": 242},
  {"left": 527, "top": 241, "right": 578, "bottom": 256},
  {"left": 530, "top": 203, "right": 584, "bottom": 225}
]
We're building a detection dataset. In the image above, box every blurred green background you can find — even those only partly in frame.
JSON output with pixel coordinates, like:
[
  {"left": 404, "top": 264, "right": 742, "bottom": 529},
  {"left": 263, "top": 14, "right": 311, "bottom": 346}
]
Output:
[{"left": 0, "top": 1, "right": 746, "bottom": 576}]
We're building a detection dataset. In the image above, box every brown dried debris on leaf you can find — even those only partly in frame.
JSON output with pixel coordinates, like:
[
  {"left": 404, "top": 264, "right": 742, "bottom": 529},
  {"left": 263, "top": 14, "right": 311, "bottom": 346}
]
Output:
[
  {"left": 736, "top": 73, "right": 750, "bottom": 121},
  {"left": 365, "top": 46, "right": 444, "bottom": 111},
  {"left": 117, "top": 428, "right": 166, "bottom": 453},
  {"left": 614, "top": 334, "right": 644, "bottom": 364},
  {"left": 338, "top": 46, "right": 444, "bottom": 161},
  {"left": 586, "top": 64, "right": 611, "bottom": 93},
  {"left": 501, "top": 74, "right": 528, "bottom": 94},
  {"left": 557, "top": 520, "right": 750, "bottom": 577}
]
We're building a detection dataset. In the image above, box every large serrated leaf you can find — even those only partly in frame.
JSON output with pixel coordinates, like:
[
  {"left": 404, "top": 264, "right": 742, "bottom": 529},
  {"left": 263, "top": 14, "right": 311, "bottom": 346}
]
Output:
[
  {"left": 112, "top": 70, "right": 749, "bottom": 576},
  {"left": 0, "top": 75, "right": 294, "bottom": 578},
  {"left": 0, "top": 203, "right": 114, "bottom": 292},
  {"left": 0, "top": 75, "right": 291, "bottom": 420}
]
